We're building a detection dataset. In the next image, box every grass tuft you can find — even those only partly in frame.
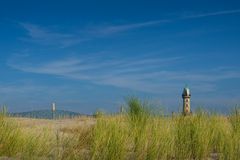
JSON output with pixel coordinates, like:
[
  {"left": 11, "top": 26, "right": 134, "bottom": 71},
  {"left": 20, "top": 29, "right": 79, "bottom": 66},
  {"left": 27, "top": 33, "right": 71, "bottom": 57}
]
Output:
[{"left": 1, "top": 100, "right": 240, "bottom": 159}]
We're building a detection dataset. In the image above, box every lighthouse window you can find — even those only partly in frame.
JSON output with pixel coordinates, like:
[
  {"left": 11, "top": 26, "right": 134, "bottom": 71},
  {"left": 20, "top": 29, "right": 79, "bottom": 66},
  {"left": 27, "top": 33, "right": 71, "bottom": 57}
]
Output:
[{"left": 186, "top": 99, "right": 188, "bottom": 102}]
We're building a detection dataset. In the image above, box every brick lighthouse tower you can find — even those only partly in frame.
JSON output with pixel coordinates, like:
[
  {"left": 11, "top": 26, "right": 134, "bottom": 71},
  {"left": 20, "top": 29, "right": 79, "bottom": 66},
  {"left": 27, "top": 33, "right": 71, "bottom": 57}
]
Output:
[{"left": 182, "top": 87, "right": 191, "bottom": 115}]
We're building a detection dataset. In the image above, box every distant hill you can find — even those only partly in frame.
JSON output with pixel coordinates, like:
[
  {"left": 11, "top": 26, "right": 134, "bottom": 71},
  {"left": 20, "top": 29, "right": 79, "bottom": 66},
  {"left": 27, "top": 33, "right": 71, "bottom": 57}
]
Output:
[{"left": 10, "top": 110, "right": 89, "bottom": 119}]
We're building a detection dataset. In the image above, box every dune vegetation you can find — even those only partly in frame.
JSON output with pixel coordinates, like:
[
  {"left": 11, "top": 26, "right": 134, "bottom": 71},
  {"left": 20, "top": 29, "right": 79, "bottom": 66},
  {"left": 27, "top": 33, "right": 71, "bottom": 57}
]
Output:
[{"left": 1, "top": 98, "right": 240, "bottom": 159}]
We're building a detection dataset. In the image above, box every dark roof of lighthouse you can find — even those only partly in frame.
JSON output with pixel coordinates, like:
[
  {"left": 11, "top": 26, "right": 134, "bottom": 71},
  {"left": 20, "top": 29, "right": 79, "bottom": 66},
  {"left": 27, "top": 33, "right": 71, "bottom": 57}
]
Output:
[{"left": 182, "top": 87, "right": 191, "bottom": 96}]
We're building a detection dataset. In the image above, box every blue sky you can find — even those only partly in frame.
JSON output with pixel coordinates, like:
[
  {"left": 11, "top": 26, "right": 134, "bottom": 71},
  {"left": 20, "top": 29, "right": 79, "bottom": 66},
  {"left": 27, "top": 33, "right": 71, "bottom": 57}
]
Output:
[{"left": 0, "top": 0, "right": 240, "bottom": 114}]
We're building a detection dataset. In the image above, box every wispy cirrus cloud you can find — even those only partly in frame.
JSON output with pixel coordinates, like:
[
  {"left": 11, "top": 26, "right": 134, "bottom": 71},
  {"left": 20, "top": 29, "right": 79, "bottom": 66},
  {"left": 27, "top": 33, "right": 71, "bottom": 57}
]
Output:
[
  {"left": 182, "top": 9, "right": 240, "bottom": 19},
  {"left": 18, "top": 9, "right": 240, "bottom": 47},
  {"left": 87, "top": 20, "right": 171, "bottom": 35},
  {"left": 20, "top": 23, "right": 87, "bottom": 47},
  {"left": 88, "top": 9, "right": 240, "bottom": 35},
  {"left": 8, "top": 55, "right": 240, "bottom": 94}
]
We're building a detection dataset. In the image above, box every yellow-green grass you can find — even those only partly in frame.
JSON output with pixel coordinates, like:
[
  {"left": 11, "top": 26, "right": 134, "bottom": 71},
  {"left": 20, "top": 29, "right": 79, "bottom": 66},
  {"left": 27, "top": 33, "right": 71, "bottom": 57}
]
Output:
[{"left": 1, "top": 102, "right": 240, "bottom": 159}]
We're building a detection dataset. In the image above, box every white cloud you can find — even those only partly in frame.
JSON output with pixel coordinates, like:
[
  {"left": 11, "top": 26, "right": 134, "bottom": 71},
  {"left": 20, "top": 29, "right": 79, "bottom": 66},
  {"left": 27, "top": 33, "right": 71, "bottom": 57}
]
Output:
[
  {"left": 18, "top": 9, "right": 240, "bottom": 47},
  {"left": 182, "top": 9, "right": 240, "bottom": 19},
  {"left": 20, "top": 23, "right": 87, "bottom": 47},
  {"left": 87, "top": 9, "right": 240, "bottom": 35},
  {"left": 8, "top": 55, "right": 240, "bottom": 94},
  {"left": 88, "top": 20, "right": 171, "bottom": 35}
]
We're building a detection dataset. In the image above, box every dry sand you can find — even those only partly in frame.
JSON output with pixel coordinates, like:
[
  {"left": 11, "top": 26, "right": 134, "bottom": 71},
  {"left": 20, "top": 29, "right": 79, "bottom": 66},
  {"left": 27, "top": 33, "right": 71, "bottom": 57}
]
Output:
[{"left": 10, "top": 117, "right": 96, "bottom": 134}]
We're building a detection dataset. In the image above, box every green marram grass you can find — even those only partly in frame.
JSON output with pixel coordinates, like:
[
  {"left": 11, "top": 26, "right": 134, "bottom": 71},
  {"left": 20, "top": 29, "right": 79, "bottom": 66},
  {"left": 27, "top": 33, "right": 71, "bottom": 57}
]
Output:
[
  {"left": 0, "top": 113, "right": 53, "bottom": 159},
  {"left": 1, "top": 100, "right": 240, "bottom": 159}
]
